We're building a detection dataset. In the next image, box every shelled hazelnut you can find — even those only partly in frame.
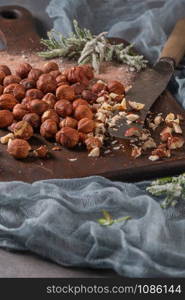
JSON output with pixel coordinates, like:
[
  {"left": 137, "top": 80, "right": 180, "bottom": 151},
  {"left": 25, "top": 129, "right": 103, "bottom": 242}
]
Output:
[
  {"left": 13, "top": 104, "right": 28, "bottom": 120},
  {"left": 82, "top": 90, "right": 97, "bottom": 103},
  {"left": 23, "top": 113, "right": 40, "bottom": 129},
  {"left": 4, "top": 83, "right": 25, "bottom": 100},
  {"left": 64, "top": 65, "right": 93, "bottom": 85},
  {"left": 56, "top": 127, "right": 79, "bottom": 148},
  {"left": 107, "top": 81, "right": 125, "bottom": 95},
  {"left": 13, "top": 120, "right": 34, "bottom": 140},
  {"left": 33, "top": 145, "right": 49, "bottom": 158},
  {"left": 78, "top": 118, "right": 95, "bottom": 133},
  {"left": 0, "top": 94, "right": 18, "bottom": 110},
  {"left": 0, "top": 85, "right": 3, "bottom": 95},
  {"left": 3, "top": 75, "right": 21, "bottom": 87},
  {"left": 41, "top": 109, "right": 60, "bottom": 124},
  {"left": 42, "top": 93, "right": 56, "bottom": 109},
  {"left": 74, "top": 104, "right": 93, "bottom": 120},
  {"left": 56, "top": 85, "right": 75, "bottom": 101},
  {"left": 56, "top": 74, "right": 68, "bottom": 86},
  {"left": 28, "top": 68, "right": 43, "bottom": 81},
  {"left": 0, "top": 70, "right": 6, "bottom": 84},
  {"left": 85, "top": 137, "right": 102, "bottom": 151},
  {"left": 54, "top": 99, "right": 73, "bottom": 117},
  {"left": 72, "top": 98, "right": 89, "bottom": 110},
  {"left": 28, "top": 99, "right": 48, "bottom": 115},
  {"left": 91, "top": 82, "right": 107, "bottom": 94},
  {"left": 37, "top": 74, "right": 57, "bottom": 93},
  {"left": 50, "top": 70, "right": 61, "bottom": 79},
  {"left": 72, "top": 83, "right": 86, "bottom": 96},
  {"left": 0, "top": 65, "right": 11, "bottom": 76},
  {"left": 26, "top": 88, "right": 43, "bottom": 99},
  {"left": 0, "top": 110, "right": 14, "bottom": 128},
  {"left": 60, "top": 117, "right": 77, "bottom": 129},
  {"left": 43, "top": 61, "right": 59, "bottom": 73},
  {"left": 7, "top": 138, "right": 31, "bottom": 159},
  {"left": 15, "top": 63, "right": 32, "bottom": 78},
  {"left": 40, "top": 119, "right": 58, "bottom": 139},
  {"left": 20, "top": 78, "right": 36, "bottom": 90}
]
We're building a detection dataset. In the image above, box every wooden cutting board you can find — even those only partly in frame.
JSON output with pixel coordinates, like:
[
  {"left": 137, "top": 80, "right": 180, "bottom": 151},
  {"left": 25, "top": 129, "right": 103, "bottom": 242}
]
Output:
[{"left": 0, "top": 5, "right": 185, "bottom": 183}]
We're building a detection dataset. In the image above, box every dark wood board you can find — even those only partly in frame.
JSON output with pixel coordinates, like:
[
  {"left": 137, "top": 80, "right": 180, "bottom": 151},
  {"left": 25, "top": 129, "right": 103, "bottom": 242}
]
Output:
[{"left": 0, "top": 5, "right": 185, "bottom": 183}]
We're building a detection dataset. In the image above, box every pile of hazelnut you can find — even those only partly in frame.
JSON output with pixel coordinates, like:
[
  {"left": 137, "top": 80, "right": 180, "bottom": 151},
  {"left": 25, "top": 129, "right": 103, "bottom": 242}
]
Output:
[{"left": 0, "top": 61, "right": 126, "bottom": 159}]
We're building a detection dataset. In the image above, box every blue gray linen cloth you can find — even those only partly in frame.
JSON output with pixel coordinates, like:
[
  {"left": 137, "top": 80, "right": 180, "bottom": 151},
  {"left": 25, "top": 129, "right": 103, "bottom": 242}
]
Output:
[{"left": 1, "top": 0, "right": 185, "bottom": 277}]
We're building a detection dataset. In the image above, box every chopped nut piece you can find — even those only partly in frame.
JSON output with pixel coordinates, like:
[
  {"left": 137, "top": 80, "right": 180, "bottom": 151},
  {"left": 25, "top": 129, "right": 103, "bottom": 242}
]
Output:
[
  {"left": 34, "top": 145, "right": 49, "bottom": 158},
  {"left": 165, "top": 113, "right": 175, "bottom": 124},
  {"left": 0, "top": 133, "right": 14, "bottom": 144},
  {"left": 172, "top": 122, "right": 182, "bottom": 134},
  {"left": 142, "top": 138, "right": 156, "bottom": 150},
  {"left": 52, "top": 146, "right": 62, "bottom": 151},
  {"left": 128, "top": 101, "right": 145, "bottom": 111},
  {"left": 126, "top": 113, "right": 140, "bottom": 122},
  {"left": 167, "top": 137, "right": 184, "bottom": 150},
  {"left": 131, "top": 146, "right": 142, "bottom": 158},
  {"left": 88, "top": 147, "right": 100, "bottom": 157},
  {"left": 125, "top": 127, "right": 141, "bottom": 137},
  {"left": 154, "top": 115, "right": 163, "bottom": 126},
  {"left": 160, "top": 127, "right": 173, "bottom": 142},
  {"left": 148, "top": 155, "right": 159, "bottom": 161}
]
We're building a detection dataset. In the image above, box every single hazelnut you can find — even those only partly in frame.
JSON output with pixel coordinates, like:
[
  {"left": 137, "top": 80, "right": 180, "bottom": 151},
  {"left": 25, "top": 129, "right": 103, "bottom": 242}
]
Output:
[
  {"left": 42, "top": 93, "right": 56, "bottom": 109},
  {"left": 33, "top": 145, "right": 49, "bottom": 158},
  {"left": 28, "top": 99, "right": 48, "bottom": 115},
  {"left": 72, "top": 98, "right": 89, "bottom": 110},
  {"left": 7, "top": 138, "right": 31, "bottom": 159},
  {"left": 41, "top": 109, "right": 60, "bottom": 123},
  {"left": 43, "top": 61, "right": 59, "bottom": 73},
  {"left": 74, "top": 104, "right": 93, "bottom": 120},
  {"left": 4, "top": 83, "right": 25, "bottom": 100},
  {"left": 20, "top": 78, "right": 36, "bottom": 90},
  {"left": 64, "top": 65, "right": 93, "bottom": 85},
  {"left": 107, "top": 81, "right": 125, "bottom": 95},
  {"left": 21, "top": 96, "right": 32, "bottom": 109},
  {"left": 40, "top": 119, "right": 58, "bottom": 139},
  {"left": 26, "top": 88, "right": 43, "bottom": 99},
  {"left": 3, "top": 75, "right": 21, "bottom": 87},
  {"left": 54, "top": 99, "right": 73, "bottom": 117},
  {"left": 82, "top": 90, "right": 97, "bottom": 103},
  {"left": 60, "top": 117, "right": 77, "bottom": 129},
  {"left": 37, "top": 74, "right": 57, "bottom": 93},
  {"left": 0, "top": 94, "right": 18, "bottom": 110},
  {"left": 78, "top": 118, "right": 95, "bottom": 133},
  {"left": 91, "top": 82, "right": 107, "bottom": 94},
  {"left": 0, "top": 110, "right": 14, "bottom": 128},
  {"left": 0, "top": 70, "right": 6, "bottom": 84},
  {"left": 15, "top": 63, "right": 32, "bottom": 78},
  {"left": 85, "top": 137, "right": 102, "bottom": 151},
  {"left": 0, "top": 85, "right": 3, "bottom": 95},
  {"left": 28, "top": 68, "right": 43, "bottom": 81},
  {"left": 23, "top": 113, "right": 40, "bottom": 128},
  {"left": 14, "top": 120, "right": 34, "bottom": 140},
  {"left": 71, "top": 83, "right": 86, "bottom": 96},
  {"left": 13, "top": 104, "right": 28, "bottom": 120},
  {"left": 50, "top": 70, "right": 61, "bottom": 79},
  {"left": 0, "top": 65, "right": 11, "bottom": 76},
  {"left": 56, "top": 127, "right": 79, "bottom": 148},
  {"left": 56, "top": 74, "right": 68, "bottom": 86},
  {"left": 56, "top": 85, "right": 75, "bottom": 101}
]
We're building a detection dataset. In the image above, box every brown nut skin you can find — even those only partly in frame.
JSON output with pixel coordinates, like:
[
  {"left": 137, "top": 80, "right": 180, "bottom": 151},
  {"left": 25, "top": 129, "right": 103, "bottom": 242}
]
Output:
[
  {"left": 3, "top": 75, "right": 21, "bottom": 87},
  {"left": 56, "top": 85, "right": 75, "bottom": 101},
  {"left": 23, "top": 113, "right": 40, "bottom": 129},
  {"left": 28, "top": 99, "right": 49, "bottom": 115},
  {"left": 56, "top": 127, "right": 79, "bottom": 148},
  {"left": 0, "top": 71, "right": 6, "bottom": 84},
  {"left": 56, "top": 74, "right": 68, "bottom": 86},
  {"left": 34, "top": 145, "right": 49, "bottom": 158},
  {"left": 72, "top": 98, "right": 89, "bottom": 110},
  {"left": 4, "top": 83, "right": 25, "bottom": 101},
  {"left": 91, "top": 82, "right": 107, "bottom": 94},
  {"left": 28, "top": 68, "right": 43, "bottom": 81},
  {"left": 26, "top": 88, "right": 43, "bottom": 99},
  {"left": 13, "top": 104, "right": 28, "bottom": 120},
  {"left": 74, "top": 104, "right": 93, "bottom": 120},
  {"left": 72, "top": 83, "right": 86, "bottom": 96},
  {"left": 85, "top": 137, "right": 102, "bottom": 151},
  {"left": 54, "top": 99, "right": 73, "bottom": 117},
  {"left": 41, "top": 109, "right": 60, "bottom": 124},
  {"left": 7, "top": 139, "right": 31, "bottom": 159},
  {"left": 21, "top": 96, "right": 32, "bottom": 109},
  {"left": 0, "top": 110, "right": 14, "bottom": 128},
  {"left": 50, "top": 70, "right": 61, "bottom": 79},
  {"left": 43, "top": 61, "right": 59, "bottom": 73},
  {"left": 0, "top": 65, "right": 11, "bottom": 76},
  {"left": 14, "top": 120, "right": 34, "bottom": 140},
  {"left": 78, "top": 118, "right": 95, "bottom": 133},
  {"left": 64, "top": 65, "right": 94, "bottom": 85},
  {"left": 15, "top": 63, "right": 32, "bottom": 79},
  {"left": 82, "top": 90, "right": 97, "bottom": 103},
  {"left": 37, "top": 74, "right": 57, "bottom": 93},
  {"left": 0, "top": 94, "right": 18, "bottom": 110},
  {"left": 42, "top": 93, "right": 56, "bottom": 109},
  {"left": 7, "top": 121, "right": 17, "bottom": 132},
  {"left": 20, "top": 78, "right": 36, "bottom": 90},
  {"left": 107, "top": 81, "right": 125, "bottom": 95},
  {"left": 0, "top": 85, "right": 3, "bottom": 95},
  {"left": 40, "top": 119, "right": 58, "bottom": 139},
  {"left": 78, "top": 132, "right": 87, "bottom": 143},
  {"left": 60, "top": 117, "right": 77, "bottom": 129}
]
